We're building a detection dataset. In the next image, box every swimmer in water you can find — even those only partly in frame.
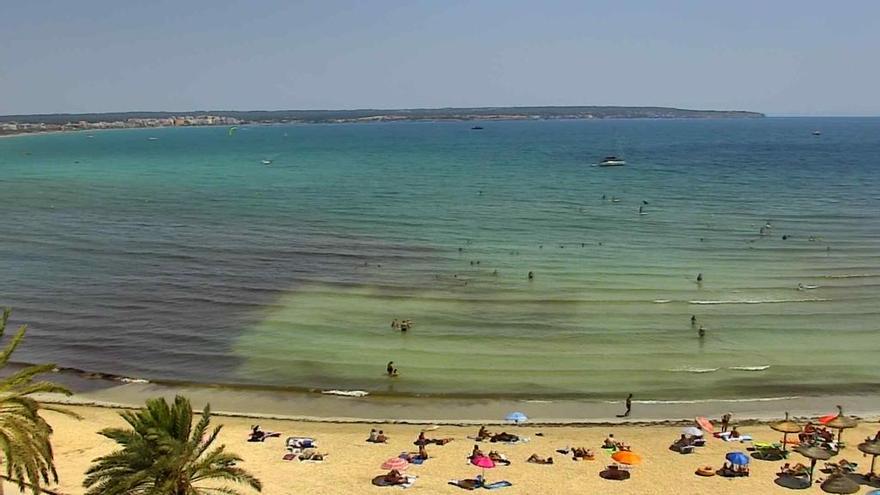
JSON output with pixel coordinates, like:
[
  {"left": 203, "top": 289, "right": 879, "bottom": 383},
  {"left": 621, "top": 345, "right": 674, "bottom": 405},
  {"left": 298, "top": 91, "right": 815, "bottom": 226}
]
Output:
[
  {"left": 691, "top": 315, "right": 697, "bottom": 326},
  {"left": 528, "top": 271, "right": 534, "bottom": 281},
  {"left": 696, "top": 273, "right": 703, "bottom": 283},
  {"left": 698, "top": 326, "right": 706, "bottom": 338},
  {"left": 387, "top": 361, "right": 397, "bottom": 376}
]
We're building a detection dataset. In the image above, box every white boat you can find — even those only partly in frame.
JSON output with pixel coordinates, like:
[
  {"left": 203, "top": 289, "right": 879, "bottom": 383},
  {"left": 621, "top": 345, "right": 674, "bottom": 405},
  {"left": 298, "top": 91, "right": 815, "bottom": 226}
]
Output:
[
  {"left": 812, "top": 130, "right": 821, "bottom": 136},
  {"left": 598, "top": 156, "right": 626, "bottom": 167},
  {"left": 261, "top": 159, "right": 272, "bottom": 165}
]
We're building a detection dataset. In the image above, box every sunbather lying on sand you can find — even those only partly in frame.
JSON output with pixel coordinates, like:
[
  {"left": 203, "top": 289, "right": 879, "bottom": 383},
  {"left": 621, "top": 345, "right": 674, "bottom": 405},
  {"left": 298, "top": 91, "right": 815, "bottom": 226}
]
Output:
[
  {"left": 778, "top": 463, "right": 809, "bottom": 476},
  {"left": 488, "top": 450, "right": 511, "bottom": 465},
  {"left": 571, "top": 447, "right": 594, "bottom": 460},
  {"left": 490, "top": 432, "right": 519, "bottom": 443},
  {"left": 526, "top": 454, "right": 553, "bottom": 465},
  {"left": 248, "top": 425, "right": 280, "bottom": 442},
  {"left": 415, "top": 431, "right": 454, "bottom": 446},
  {"left": 298, "top": 449, "right": 326, "bottom": 461}
]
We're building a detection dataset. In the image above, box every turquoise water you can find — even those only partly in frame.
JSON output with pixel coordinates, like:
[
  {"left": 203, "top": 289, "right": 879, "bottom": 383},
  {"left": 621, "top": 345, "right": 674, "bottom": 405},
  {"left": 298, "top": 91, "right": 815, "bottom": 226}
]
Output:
[{"left": 1, "top": 119, "right": 878, "bottom": 401}]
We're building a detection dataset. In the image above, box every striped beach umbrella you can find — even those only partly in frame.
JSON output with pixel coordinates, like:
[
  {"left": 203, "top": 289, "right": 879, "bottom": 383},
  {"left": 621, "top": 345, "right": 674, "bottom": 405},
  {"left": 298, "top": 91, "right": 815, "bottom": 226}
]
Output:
[{"left": 381, "top": 457, "right": 409, "bottom": 471}]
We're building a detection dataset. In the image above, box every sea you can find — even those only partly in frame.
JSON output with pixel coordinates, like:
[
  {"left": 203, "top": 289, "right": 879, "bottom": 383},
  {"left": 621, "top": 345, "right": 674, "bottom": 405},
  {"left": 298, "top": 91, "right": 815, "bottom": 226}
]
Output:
[{"left": 1, "top": 118, "right": 878, "bottom": 407}]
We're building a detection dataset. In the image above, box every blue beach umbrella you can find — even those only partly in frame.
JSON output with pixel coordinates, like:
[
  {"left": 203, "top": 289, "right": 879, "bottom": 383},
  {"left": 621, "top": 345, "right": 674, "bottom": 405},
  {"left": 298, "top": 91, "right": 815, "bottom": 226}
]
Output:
[
  {"left": 505, "top": 412, "right": 528, "bottom": 424},
  {"left": 725, "top": 452, "right": 750, "bottom": 465}
]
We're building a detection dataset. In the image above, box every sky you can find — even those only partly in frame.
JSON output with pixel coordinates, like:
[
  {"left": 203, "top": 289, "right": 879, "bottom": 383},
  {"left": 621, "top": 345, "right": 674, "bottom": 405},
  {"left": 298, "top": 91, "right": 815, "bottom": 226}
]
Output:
[{"left": 1, "top": 0, "right": 878, "bottom": 116}]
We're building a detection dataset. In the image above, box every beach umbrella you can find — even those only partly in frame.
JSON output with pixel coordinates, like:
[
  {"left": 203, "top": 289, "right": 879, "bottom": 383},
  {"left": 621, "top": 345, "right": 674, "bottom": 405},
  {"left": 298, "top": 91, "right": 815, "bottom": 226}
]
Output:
[
  {"left": 505, "top": 412, "right": 528, "bottom": 424},
  {"left": 471, "top": 454, "right": 495, "bottom": 480},
  {"left": 611, "top": 451, "right": 641, "bottom": 465},
  {"left": 696, "top": 417, "right": 714, "bottom": 435},
  {"left": 381, "top": 457, "right": 409, "bottom": 471},
  {"left": 820, "top": 473, "right": 860, "bottom": 494},
  {"left": 795, "top": 444, "right": 833, "bottom": 483},
  {"left": 858, "top": 441, "right": 880, "bottom": 476},
  {"left": 770, "top": 412, "right": 802, "bottom": 452},
  {"left": 824, "top": 406, "right": 858, "bottom": 445},
  {"left": 725, "top": 452, "right": 750, "bottom": 466},
  {"left": 682, "top": 426, "right": 703, "bottom": 437}
]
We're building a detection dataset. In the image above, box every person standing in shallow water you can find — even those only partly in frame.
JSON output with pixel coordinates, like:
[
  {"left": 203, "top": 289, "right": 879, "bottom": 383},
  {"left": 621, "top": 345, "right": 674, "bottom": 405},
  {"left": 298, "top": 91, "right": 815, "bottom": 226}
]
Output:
[
  {"left": 623, "top": 394, "right": 633, "bottom": 417},
  {"left": 386, "top": 361, "right": 398, "bottom": 376},
  {"left": 528, "top": 271, "right": 534, "bottom": 281}
]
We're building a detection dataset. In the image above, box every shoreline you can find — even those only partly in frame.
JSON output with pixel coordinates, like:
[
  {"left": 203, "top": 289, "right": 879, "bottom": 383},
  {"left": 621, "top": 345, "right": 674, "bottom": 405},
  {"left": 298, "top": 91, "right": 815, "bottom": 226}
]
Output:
[{"left": 36, "top": 381, "right": 880, "bottom": 427}]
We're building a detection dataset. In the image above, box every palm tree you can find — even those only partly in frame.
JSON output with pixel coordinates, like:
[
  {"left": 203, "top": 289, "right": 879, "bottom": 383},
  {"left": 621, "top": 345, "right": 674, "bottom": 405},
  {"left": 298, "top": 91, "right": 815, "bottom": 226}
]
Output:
[
  {"left": 84, "top": 395, "right": 262, "bottom": 495},
  {"left": 0, "top": 308, "right": 76, "bottom": 494}
]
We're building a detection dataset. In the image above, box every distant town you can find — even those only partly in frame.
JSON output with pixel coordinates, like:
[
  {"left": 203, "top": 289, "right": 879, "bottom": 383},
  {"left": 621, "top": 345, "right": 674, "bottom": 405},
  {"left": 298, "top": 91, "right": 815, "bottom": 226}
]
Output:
[{"left": 0, "top": 106, "right": 764, "bottom": 136}]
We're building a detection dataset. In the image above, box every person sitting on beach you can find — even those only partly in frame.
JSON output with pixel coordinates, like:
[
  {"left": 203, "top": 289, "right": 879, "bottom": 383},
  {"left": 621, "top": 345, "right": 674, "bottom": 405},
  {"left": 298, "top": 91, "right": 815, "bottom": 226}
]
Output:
[
  {"left": 572, "top": 447, "right": 594, "bottom": 461},
  {"left": 671, "top": 434, "right": 692, "bottom": 452},
  {"left": 414, "top": 432, "right": 428, "bottom": 446},
  {"left": 476, "top": 425, "right": 492, "bottom": 441},
  {"left": 603, "top": 434, "right": 619, "bottom": 449},
  {"left": 526, "top": 454, "right": 553, "bottom": 465},
  {"left": 488, "top": 450, "right": 511, "bottom": 465},
  {"left": 729, "top": 427, "right": 741, "bottom": 439},
  {"left": 402, "top": 444, "right": 429, "bottom": 462},
  {"left": 470, "top": 444, "right": 484, "bottom": 460},
  {"left": 430, "top": 437, "right": 454, "bottom": 445},
  {"left": 383, "top": 469, "right": 407, "bottom": 485},
  {"left": 376, "top": 430, "right": 389, "bottom": 443},
  {"left": 799, "top": 422, "right": 817, "bottom": 443},
  {"left": 817, "top": 427, "right": 834, "bottom": 442},
  {"left": 367, "top": 429, "right": 388, "bottom": 443}
]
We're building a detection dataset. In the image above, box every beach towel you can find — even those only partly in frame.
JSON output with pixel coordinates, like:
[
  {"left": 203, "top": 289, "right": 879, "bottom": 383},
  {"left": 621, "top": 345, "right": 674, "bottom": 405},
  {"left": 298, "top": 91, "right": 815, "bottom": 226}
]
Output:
[
  {"left": 483, "top": 481, "right": 512, "bottom": 489},
  {"left": 286, "top": 437, "right": 316, "bottom": 450}
]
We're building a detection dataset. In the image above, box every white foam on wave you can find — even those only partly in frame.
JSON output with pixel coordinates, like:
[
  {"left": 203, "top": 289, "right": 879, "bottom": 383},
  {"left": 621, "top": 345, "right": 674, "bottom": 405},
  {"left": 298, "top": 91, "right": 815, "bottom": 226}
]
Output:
[
  {"left": 666, "top": 367, "right": 719, "bottom": 374},
  {"left": 523, "top": 400, "right": 553, "bottom": 404},
  {"left": 689, "top": 298, "right": 829, "bottom": 305},
  {"left": 652, "top": 299, "right": 673, "bottom": 304},
  {"left": 822, "top": 274, "right": 878, "bottom": 279},
  {"left": 119, "top": 377, "right": 150, "bottom": 384},
  {"left": 728, "top": 365, "right": 771, "bottom": 371},
  {"left": 321, "top": 389, "right": 369, "bottom": 398}
]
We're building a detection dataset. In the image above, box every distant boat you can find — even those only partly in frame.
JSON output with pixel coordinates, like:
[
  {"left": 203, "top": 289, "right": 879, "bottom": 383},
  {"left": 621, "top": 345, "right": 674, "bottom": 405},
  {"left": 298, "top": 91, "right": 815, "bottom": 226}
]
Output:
[
  {"left": 261, "top": 159, "right": 272, "bottom": 165},
  {"left": 598, "top": 156, "right": 626, "bottom": 167},
  {"left": 147, "top": 137, "right": 159, "bottom": 141},
  {"left": 471, "top": 126, "right": 484, "bottom": 130},
  {"left": 812, "top": 130, "right": 822, "bottom": 136}
]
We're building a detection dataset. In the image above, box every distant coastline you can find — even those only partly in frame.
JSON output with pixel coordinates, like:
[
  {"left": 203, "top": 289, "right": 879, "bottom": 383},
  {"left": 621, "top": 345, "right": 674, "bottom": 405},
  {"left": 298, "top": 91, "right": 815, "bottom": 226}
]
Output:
[{"left": 0, "top": 105, "right": 764, "bottom": 137}]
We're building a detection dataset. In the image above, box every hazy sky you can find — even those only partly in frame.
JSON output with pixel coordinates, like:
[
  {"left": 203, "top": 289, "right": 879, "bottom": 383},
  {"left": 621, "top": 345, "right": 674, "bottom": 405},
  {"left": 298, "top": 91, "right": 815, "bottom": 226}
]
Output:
[{"left": 2, "top": 0, "right": 878, "bottom": 116}]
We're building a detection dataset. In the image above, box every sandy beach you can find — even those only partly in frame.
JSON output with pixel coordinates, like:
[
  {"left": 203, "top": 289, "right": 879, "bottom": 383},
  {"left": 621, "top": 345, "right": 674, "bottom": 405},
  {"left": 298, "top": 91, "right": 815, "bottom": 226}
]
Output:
[{"left": 11, "top": 404, "right": 878, "bottom": 495}]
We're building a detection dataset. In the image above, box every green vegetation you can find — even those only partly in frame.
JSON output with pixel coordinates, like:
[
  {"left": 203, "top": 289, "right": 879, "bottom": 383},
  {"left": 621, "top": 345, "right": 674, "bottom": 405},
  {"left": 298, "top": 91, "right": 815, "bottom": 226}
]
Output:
[
  {"left": 0, "top": 105, "right": 763, "bottom": 125},
  {"left": 0, "top": 309, "right": 76, "bottom": 494},
  {"left": 84, "top": 395, "right": 262, "bottom": 495}
]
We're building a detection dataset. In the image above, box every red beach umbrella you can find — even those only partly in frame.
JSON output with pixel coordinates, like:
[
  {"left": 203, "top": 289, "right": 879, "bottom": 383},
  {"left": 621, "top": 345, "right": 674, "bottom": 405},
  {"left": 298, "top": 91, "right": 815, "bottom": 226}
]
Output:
[
  {"left": 696, "top": 417, "right": 714, "bottom": 435},
  {"left": 471, "top": 454, "right": 496, "bottom": 480}
]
